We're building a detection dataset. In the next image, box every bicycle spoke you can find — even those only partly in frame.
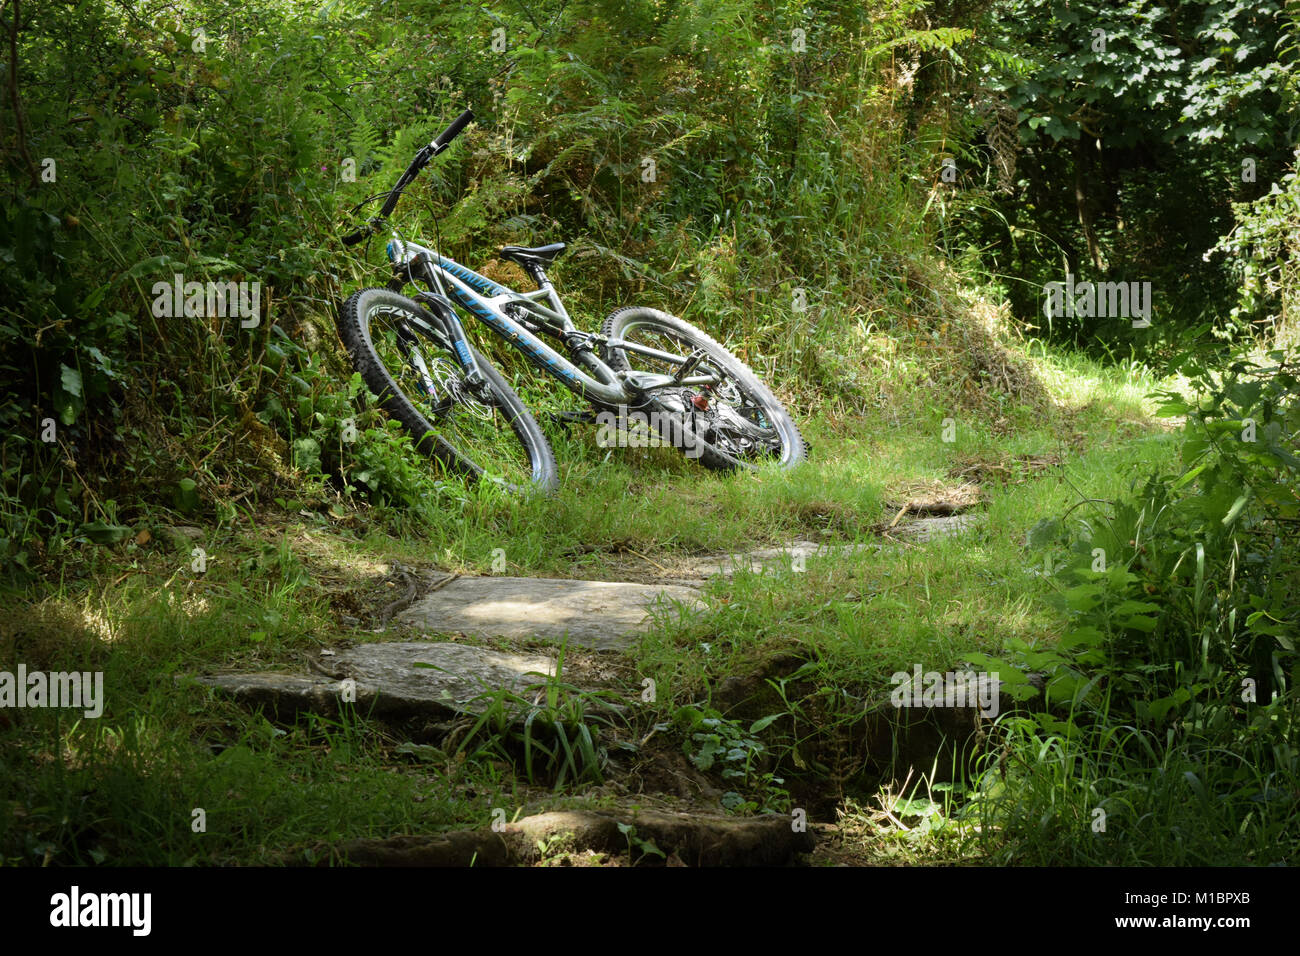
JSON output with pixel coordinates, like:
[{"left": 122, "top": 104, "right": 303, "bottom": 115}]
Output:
[{"left": 365, "top": 305, "right": 541, "bottom": 487}]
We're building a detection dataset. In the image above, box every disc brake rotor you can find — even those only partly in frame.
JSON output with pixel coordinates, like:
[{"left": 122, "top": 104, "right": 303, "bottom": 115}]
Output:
[
  {"left": 387, "top": 316, "right": 495, "bottom": 423},
  {"left": 425, "top": 355, "right": 496, "bottom": 421},
  {"left": 619, "top": 323, "right": 780, "bottom": 460}
]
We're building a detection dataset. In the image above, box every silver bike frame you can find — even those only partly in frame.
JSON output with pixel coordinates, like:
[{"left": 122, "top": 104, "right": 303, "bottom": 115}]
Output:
[{"left": 387, "top": 236, "right": 722, "bottom": 405}]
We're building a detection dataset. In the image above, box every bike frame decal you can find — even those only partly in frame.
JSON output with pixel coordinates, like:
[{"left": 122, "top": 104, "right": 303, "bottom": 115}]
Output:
[
  {"left": 453, "top": 340, "right": 473, "bottom": 366},
  {"left": 433, "top": 256, "right": 507, "bottom": 298}
]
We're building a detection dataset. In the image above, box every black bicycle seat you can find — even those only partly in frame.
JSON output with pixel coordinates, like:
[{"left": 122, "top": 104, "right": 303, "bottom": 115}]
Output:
[{"left": 499, "top": 243, "right": 566, "bottom": 267}]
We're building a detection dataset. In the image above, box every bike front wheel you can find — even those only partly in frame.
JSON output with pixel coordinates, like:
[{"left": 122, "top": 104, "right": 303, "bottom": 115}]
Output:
[
  {"left": 338, "top": 287, "right": 558, "bottom": 493},
  {"left": 600, "top": 306, "right": 806, "bottom": 470}
]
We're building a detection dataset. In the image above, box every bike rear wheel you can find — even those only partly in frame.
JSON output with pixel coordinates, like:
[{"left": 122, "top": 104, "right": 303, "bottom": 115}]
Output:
[
  {"left": 600, "top": 306, "right": 805, "bottom": 470},
  {"left": 338, "top": 287, "right": 558, "bottom": 493}
]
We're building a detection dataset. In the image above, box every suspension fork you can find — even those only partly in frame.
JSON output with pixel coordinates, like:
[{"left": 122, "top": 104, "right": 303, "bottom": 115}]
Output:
[
  {"left": 393, "top": 323, "right": 441, "bottom": 400},
  {"left": 419, "top": 304, "right": 488, "bottom": 393},
  {"left": 392, "top": 250, "right": 490, "bottom": 390}
]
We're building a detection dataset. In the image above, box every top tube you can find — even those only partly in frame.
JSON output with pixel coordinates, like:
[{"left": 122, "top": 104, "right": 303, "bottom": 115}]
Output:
[{"left": 387, "top": 238, "right": 509, "bottom": 297}]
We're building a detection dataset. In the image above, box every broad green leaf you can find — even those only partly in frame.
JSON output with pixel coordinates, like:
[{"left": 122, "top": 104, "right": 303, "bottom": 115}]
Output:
[
  {"left": 60, "top": 363, "right": 83, "bottom": 398},
  {"left": 1221, "top": 493, "right": 1249, "bottom": 526},
  {"left": 80, "top": 520, "right": 131, "bottom": 544},
  {"left": 748, "top": 713, "right": 784, "bottom": 734}
]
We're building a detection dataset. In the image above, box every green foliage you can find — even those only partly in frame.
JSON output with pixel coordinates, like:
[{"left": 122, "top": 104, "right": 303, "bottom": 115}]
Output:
[
  {"left": 674, "top": 703, "right": 790, "bottom": 813},
  {"left": 982, "top": 0, "right": 1287, "bottom": 148},
  {"left": 1209, "top": 148, "right": 1300, "bottom": 341},
  {"left": 967, "top": 345, "right": 1300, "bottom": 863},
  {"left": 946, "top": 0, "right": 1298, "bottom": 351},
  {"left": 616, "top": 822, "right": 666, "bottom": 865},
  {"left": 448, "top": 644, "right": 625, "bottom": 788}
]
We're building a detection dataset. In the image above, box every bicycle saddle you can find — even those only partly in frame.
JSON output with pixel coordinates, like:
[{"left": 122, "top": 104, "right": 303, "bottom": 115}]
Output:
[{"left": 499, "top": 243, "right": 566, "bottom": 267}]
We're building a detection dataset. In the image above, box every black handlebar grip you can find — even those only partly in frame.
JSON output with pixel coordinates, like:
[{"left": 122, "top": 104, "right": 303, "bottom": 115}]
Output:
[
  {"left": 341, "top": 228, "right": 368, "bottom": 247},
  {"left": 432, "top": 109, "right": 475, "bottom": 149}
]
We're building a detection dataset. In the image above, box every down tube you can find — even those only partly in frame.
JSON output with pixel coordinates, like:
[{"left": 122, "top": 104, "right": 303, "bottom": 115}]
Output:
[{"left": 439, "top": 272, "right": 628, "bottom": 406}]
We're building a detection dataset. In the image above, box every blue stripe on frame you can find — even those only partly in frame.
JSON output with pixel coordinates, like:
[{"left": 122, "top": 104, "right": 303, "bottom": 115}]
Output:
[
  {"left": 436, "top": 256, "right": 507, "bottom": 296},
  {"left": 435, "top": 259, "right": 583, "bottom": 388}
]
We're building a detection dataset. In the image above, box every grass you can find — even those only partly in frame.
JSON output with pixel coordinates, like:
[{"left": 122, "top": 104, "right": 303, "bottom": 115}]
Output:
[{"left": 0, "top": 340, "right": 1190, "bottom": 865}]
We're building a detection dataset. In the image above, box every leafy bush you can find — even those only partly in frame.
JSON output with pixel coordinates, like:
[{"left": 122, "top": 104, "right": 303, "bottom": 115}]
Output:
[{"left": 967, "top": 345, "right": 1300, "bottom": 863}]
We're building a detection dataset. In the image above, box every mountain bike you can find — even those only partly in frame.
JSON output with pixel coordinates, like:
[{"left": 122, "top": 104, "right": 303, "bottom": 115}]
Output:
[{"left": 337, "top": 109, "right": 805, "bottom": 492}]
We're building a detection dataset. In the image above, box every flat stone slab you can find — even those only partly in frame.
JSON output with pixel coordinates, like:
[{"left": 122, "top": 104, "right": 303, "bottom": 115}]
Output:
[
  {"left": 668, "top": 522, "right": 978, "bottom": 583},
  {"left": 397, "top": 576, "right": 702, "bottom": 652},
  {"left": 689, "top": 539, "right": 839, "bottom": 577},
  {"left": 891, "top": 513, "right": 982, "bottom": 541},
  {"left": 676, "top": 540, "right": 885, "bottom": 581},
  {"left": 189, "top": 642, "right": 557, "bottom": 719}
]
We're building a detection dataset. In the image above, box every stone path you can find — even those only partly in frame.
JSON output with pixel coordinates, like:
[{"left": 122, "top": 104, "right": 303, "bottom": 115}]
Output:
[
  {"left": 397, "top": 576, "right": 702, "bottom": 652},
  {"left": 189, "top": 509, "right": 985, "bottom": 864},
  {"left": 657, "top": 515, "right": 980, "bottom": 584},
  {"left": 190, "top": 642, "right": 556, "bottom": 719},
  {"left": 195, "top": 512, "right": 983, "bottom": 714}
]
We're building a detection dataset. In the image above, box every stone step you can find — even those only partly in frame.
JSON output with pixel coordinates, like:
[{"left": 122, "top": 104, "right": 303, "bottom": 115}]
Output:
[
  {"left": 664, "top": 539, "right": 875, "bottom": 584},
  {"left": 890, "top": 513, "right": 981, "bottom": 541},
  {"left": 330, "top": 808, "right": 815, "bottom": 867},
  {"left": 663, "top": 516, "right": 981, "bottom": 584},
  {"left": 189, "top": 642, "right": 560, "bottom": 720},
  {"left": 397, "top": 576, "right": 702, "bottom": 653}
]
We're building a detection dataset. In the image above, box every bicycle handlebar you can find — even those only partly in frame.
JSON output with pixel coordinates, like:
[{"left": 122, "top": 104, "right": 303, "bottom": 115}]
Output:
[
  {"left": 342, "top": 109, "right": 475, "bottom": 247},
  {"left": 433, "top": 109, "right": 474, "bottom": 150}
]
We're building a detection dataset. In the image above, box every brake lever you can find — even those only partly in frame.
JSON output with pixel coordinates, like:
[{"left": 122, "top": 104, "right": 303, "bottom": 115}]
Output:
[{"left": 342, "top": 217, "right": 386, "bottom": 247}]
